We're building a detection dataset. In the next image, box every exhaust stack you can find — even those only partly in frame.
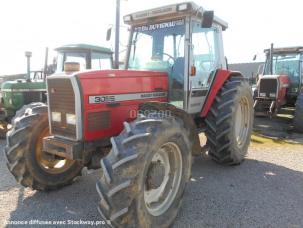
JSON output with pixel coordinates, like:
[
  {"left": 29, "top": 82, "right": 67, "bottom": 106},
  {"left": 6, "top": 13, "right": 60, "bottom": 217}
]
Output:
[
  {"left": 25, "top": 51, "right": 32, "bottom": 81},
  {"left": 269, "top": 43, "right": 274, "bottom": 75}
]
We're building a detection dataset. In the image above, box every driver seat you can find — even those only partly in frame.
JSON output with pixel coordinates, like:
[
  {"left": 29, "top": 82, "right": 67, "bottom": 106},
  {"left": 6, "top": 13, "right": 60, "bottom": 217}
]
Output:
[{"left": 172, "top": 57, "right": 184, "bottom": 86}]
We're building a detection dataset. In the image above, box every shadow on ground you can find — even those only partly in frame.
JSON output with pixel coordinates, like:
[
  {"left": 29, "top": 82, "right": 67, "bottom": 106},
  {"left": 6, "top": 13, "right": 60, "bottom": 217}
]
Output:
[
  {"left": 254, "top": 115, "right": 303, "bottom": 144},
  {"left": 6, "top": 156, "right": 303, "bottom": 228},
  {"left": 6, "top": 172, "right": 102, "bottom": 226}
]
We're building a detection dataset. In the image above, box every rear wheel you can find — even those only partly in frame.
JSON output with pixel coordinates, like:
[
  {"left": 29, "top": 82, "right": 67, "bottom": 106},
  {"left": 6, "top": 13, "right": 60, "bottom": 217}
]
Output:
[
  {"left": 96, "top": 114, "right": 192, "bottom": 227},
  {"left": 294, "top": 94, "right": 303, "bottom": 133},
  {"left": 205, "top": 75, "right": 253, "bottom": 165},
  {"left": 5, "top": 102, "right": 83, "bottom": 191}
]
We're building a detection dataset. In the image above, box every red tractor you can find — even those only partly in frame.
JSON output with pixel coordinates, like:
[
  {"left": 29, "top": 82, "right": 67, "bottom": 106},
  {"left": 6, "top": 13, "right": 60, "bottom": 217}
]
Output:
[
  {"left": 5, "top": 2, "right": 253, "bottom": 227},
  {"left": 254, "top": 44, "right": 303, "bottom": 132}
]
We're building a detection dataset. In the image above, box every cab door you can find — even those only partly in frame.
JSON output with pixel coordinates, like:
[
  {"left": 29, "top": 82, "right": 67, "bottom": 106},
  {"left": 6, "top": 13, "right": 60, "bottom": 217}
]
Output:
[{"left": 187, "top": 21, "right": 222, "bottom": 114}]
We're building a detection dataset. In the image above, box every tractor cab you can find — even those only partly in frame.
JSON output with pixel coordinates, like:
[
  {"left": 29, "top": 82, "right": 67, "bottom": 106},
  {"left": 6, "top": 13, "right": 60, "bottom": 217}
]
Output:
[
  {"left": 124, "top": 2, "right": 228, "bottom": 113},
  {"left": 55, "top": 44, "right": 113, "bottom": 73}
]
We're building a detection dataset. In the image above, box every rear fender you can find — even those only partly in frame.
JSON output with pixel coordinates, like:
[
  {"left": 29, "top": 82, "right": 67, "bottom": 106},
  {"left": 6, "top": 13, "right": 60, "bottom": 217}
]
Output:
[{"left": 200, "top": 70, "right": 242, "bottom": 117}]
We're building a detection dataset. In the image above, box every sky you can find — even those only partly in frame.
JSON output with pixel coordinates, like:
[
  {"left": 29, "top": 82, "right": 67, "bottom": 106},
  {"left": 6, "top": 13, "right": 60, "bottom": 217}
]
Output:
[{"left": 0, "top": 0, "right": 302, "bottom": 75}]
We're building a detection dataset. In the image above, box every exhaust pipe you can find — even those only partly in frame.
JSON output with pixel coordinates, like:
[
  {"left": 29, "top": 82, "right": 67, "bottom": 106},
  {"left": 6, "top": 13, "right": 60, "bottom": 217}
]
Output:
[
  {"left": 269, "top": 43, "right": 274, "bottom": 75},
  {"left": 43, "top": 47, "right": 49, "bottom": 78},
  {"left": 25, "top": 51, "right": 32, "bottom": 81}
]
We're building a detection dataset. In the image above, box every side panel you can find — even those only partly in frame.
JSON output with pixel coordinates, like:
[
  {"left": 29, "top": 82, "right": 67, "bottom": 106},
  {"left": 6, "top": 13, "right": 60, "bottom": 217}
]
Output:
[
  {"left": 277, "top": 75, "right": 290, "bottom": 105},
  {"left": 200, "top": 69, "right": 239, "bottom": 117},
  {"left": 78, "top": 70, "right": 168, "bottom": 141}
]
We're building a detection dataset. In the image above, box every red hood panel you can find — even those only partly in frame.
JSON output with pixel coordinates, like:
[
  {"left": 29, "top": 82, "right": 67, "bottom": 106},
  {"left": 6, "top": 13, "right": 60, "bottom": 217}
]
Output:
[
  {"left": 77, "top": 69, "right": 167, "bottom": 79},
  {"left": 77, "top": 69, "right": 168, "bottom": 141}
]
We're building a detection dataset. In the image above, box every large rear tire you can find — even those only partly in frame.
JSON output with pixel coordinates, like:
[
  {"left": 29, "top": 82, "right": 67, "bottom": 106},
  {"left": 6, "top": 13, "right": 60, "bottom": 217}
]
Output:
[
  {"left": 96, "top": 114, "right": 192, "bottom": 227},
  {"left": 5, "top": 102, "right": 83, "bottom": 191},
  {"left": 294, "top": 94, "right": 303, "bottom": 133},
  {"left": 205, "top": 75, "right": 253, "bottom": 165}
]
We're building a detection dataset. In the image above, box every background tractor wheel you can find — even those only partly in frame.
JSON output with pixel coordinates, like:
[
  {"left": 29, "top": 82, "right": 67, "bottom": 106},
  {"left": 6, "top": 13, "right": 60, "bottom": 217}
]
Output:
[
  {"left": 0, "top": 121, "right": 8, "bottom": 138},
  {"left": 205, "top": 75, "right": 254, "bottom": 165},
  {"left": 96, "top": 114, "right": 192, "bottom": 227},
  {"left": 294, "top": 94, "right": 303, "bottom": 133},
  {"left": 5, "top": 102, "right": 83, "bottom": 191}
]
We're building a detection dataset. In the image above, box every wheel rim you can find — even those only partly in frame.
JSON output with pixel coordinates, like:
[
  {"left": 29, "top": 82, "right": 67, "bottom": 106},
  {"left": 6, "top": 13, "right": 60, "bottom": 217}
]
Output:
[
  {"left": 35, "top": 127, "right": 74, "bottom": 174},
  {"left": 144, "top": 142, "right": 182, "bottom": 216},
  {"left": 235, "top": 96, "right": 251, "bottom": 148}
]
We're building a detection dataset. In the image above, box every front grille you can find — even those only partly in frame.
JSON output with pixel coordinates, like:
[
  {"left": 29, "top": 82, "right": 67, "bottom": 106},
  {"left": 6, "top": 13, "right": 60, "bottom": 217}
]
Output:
[
  {"left": 259, "top": 78, "right": 277, "bottom": 97},
  {"left": 87, "top": 111, "right": 111, "bottom": 132},
  {"left": 47, "top": 78, "right": 77, "bottom": 139}
]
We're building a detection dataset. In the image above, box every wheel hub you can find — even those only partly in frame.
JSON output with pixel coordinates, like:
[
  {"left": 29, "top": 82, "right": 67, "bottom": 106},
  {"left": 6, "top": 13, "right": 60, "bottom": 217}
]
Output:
[
  {"left": 144, "top": 142, "right": 182, "bottom": 216},
  {"left": 235, "top": 96, "right": 251, "bottom": 148},
  {"left": 35, "top": 127, "right": 74, "bottom": 174},
  {"left": 146, "top": 160, "right": 166, "bottom": 190}
]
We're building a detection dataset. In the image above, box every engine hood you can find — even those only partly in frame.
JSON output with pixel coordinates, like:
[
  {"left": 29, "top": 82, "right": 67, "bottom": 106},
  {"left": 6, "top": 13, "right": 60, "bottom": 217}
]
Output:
[
  {"left": 1, "top": 79, "right": 45, "bottom": 92},
  {"left": 258, "top": 74, "right": 290, "bottom": 88},
  {"left": 76, "top": 69, "right": 168, "bottom": 80}
]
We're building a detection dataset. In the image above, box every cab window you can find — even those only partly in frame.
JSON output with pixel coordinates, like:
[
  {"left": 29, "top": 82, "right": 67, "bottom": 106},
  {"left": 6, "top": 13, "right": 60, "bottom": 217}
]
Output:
[{"left": 91, "top": 52, "right": 112, "bottom": 70}]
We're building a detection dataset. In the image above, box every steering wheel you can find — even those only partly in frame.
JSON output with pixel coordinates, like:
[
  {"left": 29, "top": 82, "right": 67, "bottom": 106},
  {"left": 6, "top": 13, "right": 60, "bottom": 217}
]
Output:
[{"left": 162, "top": 52, "right": 175, "bottom": 66}]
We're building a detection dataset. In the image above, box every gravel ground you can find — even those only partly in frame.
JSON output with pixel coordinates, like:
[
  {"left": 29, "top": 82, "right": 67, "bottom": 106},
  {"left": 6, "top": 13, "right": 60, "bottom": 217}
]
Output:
[{"left": 0, "top": 136, "right": 303, "bottom": 227}]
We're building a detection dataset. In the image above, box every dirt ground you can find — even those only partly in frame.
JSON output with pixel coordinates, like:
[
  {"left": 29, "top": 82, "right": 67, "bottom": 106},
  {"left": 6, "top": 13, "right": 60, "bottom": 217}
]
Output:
[{"left": 0, "top": 116, "right": 302, "bottom": 227}]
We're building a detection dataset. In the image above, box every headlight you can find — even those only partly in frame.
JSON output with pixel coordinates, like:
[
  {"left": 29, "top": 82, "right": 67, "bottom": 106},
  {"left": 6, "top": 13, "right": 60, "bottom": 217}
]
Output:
[
  {"left": 260, "top": 92, "right": 266, "bottom": 97},
  {"left": 51, "top": 112, "right": 61, "bottom": 122},
  {"left": 269, "top": 93, "right": 276, "bottom": 98},
  {"left": 66, "top": 113, "right": 76, "bottom": 125}
]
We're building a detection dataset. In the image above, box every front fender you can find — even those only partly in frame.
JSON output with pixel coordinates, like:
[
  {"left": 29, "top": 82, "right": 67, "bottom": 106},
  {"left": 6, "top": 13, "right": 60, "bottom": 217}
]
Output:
[{"left": 200, "top": 70, "right": 243, "bottom": 117}]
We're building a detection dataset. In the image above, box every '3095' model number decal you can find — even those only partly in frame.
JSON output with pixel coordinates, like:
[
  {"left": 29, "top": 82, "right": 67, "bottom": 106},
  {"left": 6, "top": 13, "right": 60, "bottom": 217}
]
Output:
[{"left": 89, "top": 92, "right": 167, "bottom": 104}]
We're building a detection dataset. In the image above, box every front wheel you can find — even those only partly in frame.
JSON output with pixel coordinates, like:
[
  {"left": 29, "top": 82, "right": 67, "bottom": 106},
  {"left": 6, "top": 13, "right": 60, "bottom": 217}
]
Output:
[
  {"left": 96, "top": 114, "right": 192, "bottom": 227},
  {"left": 5, "top": 103, "right": 83, "bottom": 191}
]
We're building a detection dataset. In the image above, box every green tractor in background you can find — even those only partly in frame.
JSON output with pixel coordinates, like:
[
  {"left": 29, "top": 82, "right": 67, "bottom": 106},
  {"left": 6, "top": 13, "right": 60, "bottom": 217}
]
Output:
[{"left": 0, "top": 44, "right": 113, "bottom": 136}]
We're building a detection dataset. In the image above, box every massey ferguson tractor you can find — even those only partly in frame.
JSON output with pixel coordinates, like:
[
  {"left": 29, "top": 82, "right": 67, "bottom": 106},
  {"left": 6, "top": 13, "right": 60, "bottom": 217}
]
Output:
[
  {"left": 5, "top": 2, "right": 253, "bottom": 227},
  {"left": 254, "top": 45, "right": 303, "bottom": 132}
]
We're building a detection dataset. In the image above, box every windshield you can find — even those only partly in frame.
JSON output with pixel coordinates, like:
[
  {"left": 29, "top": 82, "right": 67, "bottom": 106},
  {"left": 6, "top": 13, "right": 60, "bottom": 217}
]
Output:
[
  {"left": 91, "top": 52, "right": 112, "bottom": 70},
  {"left": 129, "top": 19, "right": 185, "bottom": 72},
  {"left": 56, "top": 52, "right": 87, "bottom": 72},
  {"left": 264, "top": 53, "right": 300, "bottom": 83}
]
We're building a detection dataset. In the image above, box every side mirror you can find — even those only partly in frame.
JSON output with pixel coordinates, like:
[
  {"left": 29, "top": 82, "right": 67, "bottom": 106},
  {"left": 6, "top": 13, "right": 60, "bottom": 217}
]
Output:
[
  {"left": 106, "top": 27, "right": 112, "bottom": 41},
  {"left": 202, "top": 11, "right": 214, "bottom": 28}
]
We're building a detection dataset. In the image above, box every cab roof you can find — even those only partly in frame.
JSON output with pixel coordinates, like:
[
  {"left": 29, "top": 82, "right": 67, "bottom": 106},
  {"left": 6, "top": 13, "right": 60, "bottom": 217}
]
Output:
[
  {"left": 124, "top": 1, "right": 228, "bottom": 30},
  {"left": 55, "top": 44, "right": 112, "bottom": 54},
  {"left": 264, "top": 46, "right": 303, "bottom": 54}
]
